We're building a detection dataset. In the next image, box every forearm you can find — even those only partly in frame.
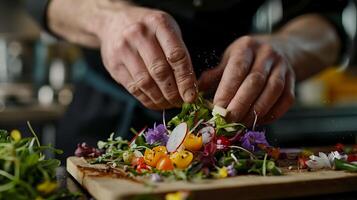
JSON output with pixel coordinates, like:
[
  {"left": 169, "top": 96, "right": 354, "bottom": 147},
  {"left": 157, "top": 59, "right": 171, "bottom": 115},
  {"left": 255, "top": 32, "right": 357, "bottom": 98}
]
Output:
[
  {"left": 47, "top": 0, "right": 130, "bottom": 48},
  {"left": 256, "top": 14, "right": 341, "bottom": 81}
]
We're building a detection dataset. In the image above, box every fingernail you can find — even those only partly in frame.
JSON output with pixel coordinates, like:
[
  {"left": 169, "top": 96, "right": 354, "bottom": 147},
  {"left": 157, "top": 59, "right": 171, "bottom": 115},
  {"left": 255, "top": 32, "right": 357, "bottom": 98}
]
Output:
[{"left": 183, "top": 87, "right": 197, "bottom": 102}]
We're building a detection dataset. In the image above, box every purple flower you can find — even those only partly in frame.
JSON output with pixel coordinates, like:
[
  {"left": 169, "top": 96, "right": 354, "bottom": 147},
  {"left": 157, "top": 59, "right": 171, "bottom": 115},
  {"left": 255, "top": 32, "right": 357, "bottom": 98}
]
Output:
[
  {"left": 227, "top": 163, "right": 237, "bottom": 177},
  {"left": 145, "top": 123, "right": 169, "bottom": 145},
  {"left": 240, "top": 131, "right": 270, "bottom": 152}
]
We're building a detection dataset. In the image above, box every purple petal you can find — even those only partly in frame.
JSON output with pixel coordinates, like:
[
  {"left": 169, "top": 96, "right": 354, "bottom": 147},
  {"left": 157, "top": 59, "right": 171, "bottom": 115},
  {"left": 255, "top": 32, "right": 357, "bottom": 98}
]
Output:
[
  {"left": 227, "top": 163, "right": 237, "bottom": 177},
  {"left": 145, "top": 123, "right": 169, "bottom": 146}
]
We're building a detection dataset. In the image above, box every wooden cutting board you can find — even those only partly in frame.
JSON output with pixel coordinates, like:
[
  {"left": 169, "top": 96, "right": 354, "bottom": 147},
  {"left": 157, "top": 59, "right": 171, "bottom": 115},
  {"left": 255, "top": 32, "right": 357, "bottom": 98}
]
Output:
[{"left": 67, "top": 156, "right": 357, "bottom": 200}]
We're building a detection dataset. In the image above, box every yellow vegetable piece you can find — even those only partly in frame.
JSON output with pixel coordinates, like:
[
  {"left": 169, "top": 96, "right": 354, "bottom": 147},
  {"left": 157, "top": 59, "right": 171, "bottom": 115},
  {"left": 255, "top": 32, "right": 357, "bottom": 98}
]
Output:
[
  {"left": 170, "top": 150, "right": 193, "bottom": 169},
  {"left": 144, "top": 146, "right": 167, "bottom": 167},
  {"left": 10, "top": 129, "right": 22, "bottom": 142},
  {"left": 217, "top": 167, "right": 228, "bottom": 178},
  {"left": 183, "top": 133, "right": 203, "bottom": 151}
]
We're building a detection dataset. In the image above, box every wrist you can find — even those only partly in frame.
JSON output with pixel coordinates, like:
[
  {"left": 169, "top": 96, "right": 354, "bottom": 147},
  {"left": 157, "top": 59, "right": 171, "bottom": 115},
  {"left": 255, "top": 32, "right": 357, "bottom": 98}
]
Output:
[{"left": 252, "top": 34, "right": 295, "bottom": 68}]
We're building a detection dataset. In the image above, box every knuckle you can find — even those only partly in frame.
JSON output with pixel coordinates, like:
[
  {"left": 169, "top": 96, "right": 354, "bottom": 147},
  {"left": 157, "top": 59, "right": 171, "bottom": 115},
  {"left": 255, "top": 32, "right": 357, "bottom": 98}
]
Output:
[
  {"left": 150, "top": 60, "right": 170, "bottom": 80},
  {"left": 135, "top": 72, "right": 152, "bottom": 89},
  {"left": 165, "top": 90, "right": 180, "bottom": 102},
  {"left": 248, "top": 72, "right": 266, "bottom": 87},
  {"left": 231, "top": 48, "right": 246, "bottom": 56},
  {"left": 127, "top": 83, "right": 141, "bottom": 96},
  {"left": 239, "top": 36, "right": 256, "bottom": 47},
  {"left": 122, "top": 23, "right": 145, "bottom": 38},
  {"left": 233, "top": 60, "right": 249, "bottom": 76},
  {"left": 147, "top": 11, "right": 170, "bottom": 25},
  {"left": 115, "top": 40, "right": 129, "bottom": 54},
  {"left": 260, "top": 44, "right": 276, "bottom": 57},
  {"left": 167, "top": 47, "right": 187, "bottom": 65},
  {"left": 176, "top": 71, "right": 193, "bottom": 85}
]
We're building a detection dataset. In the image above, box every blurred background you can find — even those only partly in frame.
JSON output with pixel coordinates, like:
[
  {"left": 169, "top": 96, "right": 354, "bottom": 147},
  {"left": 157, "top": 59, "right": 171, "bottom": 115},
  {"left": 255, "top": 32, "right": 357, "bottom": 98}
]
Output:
[{"left": 0, "top": 0, "right": 357, "bottom": 159}]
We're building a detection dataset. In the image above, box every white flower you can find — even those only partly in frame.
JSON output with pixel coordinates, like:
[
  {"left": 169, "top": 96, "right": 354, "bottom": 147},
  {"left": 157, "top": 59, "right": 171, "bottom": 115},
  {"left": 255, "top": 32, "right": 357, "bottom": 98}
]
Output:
[
  {"left": 328, "top": 151, "right": 347, "bottom": 163},
  {"left": 306, "top": 151, "right": 348, "bottom": 170}
]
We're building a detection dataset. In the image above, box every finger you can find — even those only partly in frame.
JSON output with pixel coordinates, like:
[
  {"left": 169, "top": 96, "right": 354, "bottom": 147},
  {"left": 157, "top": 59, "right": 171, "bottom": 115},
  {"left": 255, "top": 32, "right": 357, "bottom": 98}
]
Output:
[
  {"left": 117, "top": 35, "right": 171, "bottom": 108},
  {"left": 213, "top": 48, "right": 254, "bottom": 108},
  {"left": 110, "top": 63, "right": 158, "bottom": 110},
  {"left": 259, "top": 71, "right": 295, "bottom": 125},
  {"left": 131, "top": 27, "right": 182, "bottom": 106},
  {"left": 240, "top": 61, "right": 286, "bottom": 127},
  {"left": 147, "top": 12, "right": 197, "bottom": 102},
  {"left": 226, "top": 46, "right": 275, "bottom": 122},
  {"left": 253, "top": 59, "right": 287, "bottom": 117}
]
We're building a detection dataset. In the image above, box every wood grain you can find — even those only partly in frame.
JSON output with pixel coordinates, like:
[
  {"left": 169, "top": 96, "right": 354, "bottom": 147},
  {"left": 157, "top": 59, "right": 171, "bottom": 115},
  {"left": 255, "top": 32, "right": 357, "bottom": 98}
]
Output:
[{"left": 67, "top": 156, "right": 357, "bottom": 200}]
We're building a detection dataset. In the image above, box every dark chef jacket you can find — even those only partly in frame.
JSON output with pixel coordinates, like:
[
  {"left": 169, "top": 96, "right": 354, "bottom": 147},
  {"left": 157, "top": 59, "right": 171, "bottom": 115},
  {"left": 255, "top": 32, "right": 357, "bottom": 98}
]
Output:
[{"left": 26, "top": 0, "right": 351, "bottom": 160}]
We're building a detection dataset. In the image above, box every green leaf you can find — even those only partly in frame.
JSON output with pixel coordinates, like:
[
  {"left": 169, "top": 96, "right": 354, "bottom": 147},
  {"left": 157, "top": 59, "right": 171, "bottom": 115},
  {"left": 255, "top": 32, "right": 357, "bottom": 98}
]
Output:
[{"left": 334, "top": 159, "right": 357, "bottom": 172}]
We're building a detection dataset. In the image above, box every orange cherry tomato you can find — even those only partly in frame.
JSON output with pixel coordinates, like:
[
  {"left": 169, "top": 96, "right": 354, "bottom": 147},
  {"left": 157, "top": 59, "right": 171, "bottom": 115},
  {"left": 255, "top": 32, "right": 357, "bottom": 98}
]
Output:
[
  {"left": 156, "top": 156, "right": 174, "bottom": 171},
  {"left": 144, "top": 146, "right": 168, "bottom": 167},
  {"left": 183, "top": 133, "right": 203, "bottom": 151}
]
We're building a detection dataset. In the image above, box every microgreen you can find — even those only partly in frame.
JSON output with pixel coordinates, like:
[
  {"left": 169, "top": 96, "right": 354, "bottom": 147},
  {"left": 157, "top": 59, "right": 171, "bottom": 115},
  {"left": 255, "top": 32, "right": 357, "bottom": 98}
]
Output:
[{"left": 0, "top": 124, "right": 80, "bottom": 199}]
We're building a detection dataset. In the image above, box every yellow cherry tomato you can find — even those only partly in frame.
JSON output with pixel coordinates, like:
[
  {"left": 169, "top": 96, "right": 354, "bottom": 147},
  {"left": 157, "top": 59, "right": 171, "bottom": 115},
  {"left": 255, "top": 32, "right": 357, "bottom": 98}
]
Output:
[
  {"left": 156, "top": 156, "right": 174, "bottom": 171},
  {"left": 183, "top": 133, "right": 203, "bottom": 151},
  {"left": 170, "top": 150, "right": 193, "bottom": 169},
  {"left": 144, "top": 146, "right": 167, "bottom": 167}
]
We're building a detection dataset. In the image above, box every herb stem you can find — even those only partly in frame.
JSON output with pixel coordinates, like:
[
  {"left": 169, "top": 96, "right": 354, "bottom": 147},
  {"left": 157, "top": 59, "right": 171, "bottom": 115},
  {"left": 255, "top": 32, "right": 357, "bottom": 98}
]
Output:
[{"left": 27, "top": 121, "right": 41, "bottom": 147}]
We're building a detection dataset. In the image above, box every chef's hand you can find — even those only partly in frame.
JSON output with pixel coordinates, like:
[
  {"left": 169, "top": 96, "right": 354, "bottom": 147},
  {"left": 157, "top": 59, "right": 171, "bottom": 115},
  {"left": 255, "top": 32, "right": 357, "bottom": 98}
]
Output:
[
  {"left": 199, "top": 36, "right": 295, "bottom": 126},
  {"left": 98, "top": 6, "right": 197, "bottom": 110}
]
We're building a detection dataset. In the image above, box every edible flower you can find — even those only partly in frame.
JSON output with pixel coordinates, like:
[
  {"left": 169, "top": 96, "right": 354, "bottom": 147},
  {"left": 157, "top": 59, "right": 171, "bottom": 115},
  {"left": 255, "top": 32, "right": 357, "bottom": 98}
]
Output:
[
  {"left": 75, "top": 142, "right": 102, "bottom": 157},
  {"left": 145, "top": 123, "right": 169, "bottom": 146},
  {"left": 227, "top": 163, "right": 237, "bottom": 177},
  {"left": 328, "top": 151, "right": 347, "bottom": 163},
  {"left": 240, "top": 131, "right": 269, "bottom": 152},
  {"left": 215, "top": 136, "right": 231, "bottom": 150},
  {"left": 306, "top": 151, "right": 348, "bottom": 170},
  {"left": 150, "top": 173, "right": 162, "bottom": 182},
  {"left": 10, "top": 129, "right": 21, "bottom": 142},
  {"left": 36, "top": 180, "right": 58, "bottom": 195},
  {"left": 306, "top": 152, "right": 331, "bottom": 170},
  {"left": 214, "top": 167, "right": 228, "bottom": 178}
]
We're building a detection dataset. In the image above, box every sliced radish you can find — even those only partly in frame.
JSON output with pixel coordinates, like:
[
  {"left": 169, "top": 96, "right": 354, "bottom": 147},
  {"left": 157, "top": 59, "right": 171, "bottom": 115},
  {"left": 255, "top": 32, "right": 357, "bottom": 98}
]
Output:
[
  {"left": 199, "top": 126, "right": 215, "bottom": 144},
  {"left": 166, "top": 122, "right": 188, "bottom": 152},
  {"left": 129, "top": 126, "right": 147, "bottom": 146}
]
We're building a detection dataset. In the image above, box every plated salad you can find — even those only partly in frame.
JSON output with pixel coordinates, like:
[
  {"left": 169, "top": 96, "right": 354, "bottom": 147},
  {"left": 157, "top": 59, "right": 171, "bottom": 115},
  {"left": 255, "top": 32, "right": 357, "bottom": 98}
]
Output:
[
  {"left": 75, "top": 97, "right": 357, "bottom": 182},
  {"left": 75, "top": 96, "right": 283, "bottom": 181}
]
